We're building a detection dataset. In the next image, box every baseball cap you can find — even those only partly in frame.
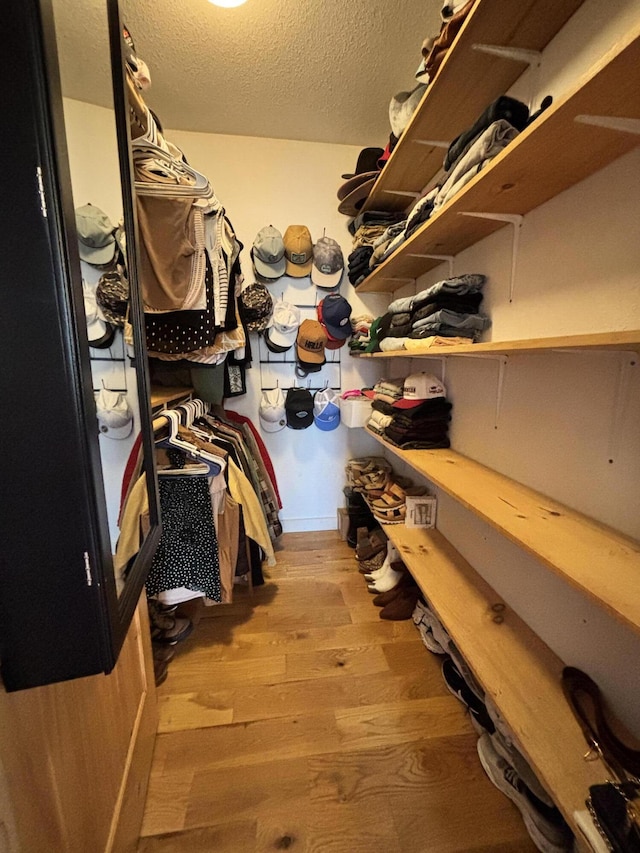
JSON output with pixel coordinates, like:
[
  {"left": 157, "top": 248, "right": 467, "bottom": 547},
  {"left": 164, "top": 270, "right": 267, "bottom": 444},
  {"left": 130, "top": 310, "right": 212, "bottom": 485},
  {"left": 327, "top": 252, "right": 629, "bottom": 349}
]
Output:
[
  {"left": 313, "top": 389, "right": 341, "bottom": 431},
  {"left": 265, "top": 301, "right": 301, "bottom": 353},
  {"left": 316, "top": 300, "right": 346, "bottom": 350},
  {"left": 96, "top": 269, "right": 129, "bottom": 327},
  {"left": 283, "top": 225, "right": 313, "bottom": 277},
  {"left": 84, "top": 285, "right": 116, "bottom": 349},
  {"left": 240, "top": 283, "right": 273, "bottom": 332},
  {"left": 75, "top": 204, "right": 116, "bottom": 266},
  {"left": 96, "top": 388, "right": 133, "bottom": 440},
  {"left": 258, "top": 388, "right": 286, "bottom": 433},
  {"left": 319, "top": 294, "right": 352, "bottom": 340},
  {"left": 252, "top": 225, "right": 286, "bottom": 280},
  {"left": 312, "top": 236, "right": 344, "bottom": 288},
  {"left": 296, "top": 319, "right": 327, "bottom": 372},
  {"left": 393, "top": 373, "right": 447, "bottom": 409},
  {"left": 285, "top": 388, "right": 314, "bottom": 430}
]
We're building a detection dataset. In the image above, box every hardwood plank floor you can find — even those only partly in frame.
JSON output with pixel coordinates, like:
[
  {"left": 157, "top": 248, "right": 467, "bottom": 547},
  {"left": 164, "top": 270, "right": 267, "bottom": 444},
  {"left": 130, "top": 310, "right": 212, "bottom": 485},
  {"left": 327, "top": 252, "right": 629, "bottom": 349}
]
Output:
[{"left": 139, "top": 531, "right": 537, "bottom": 852}]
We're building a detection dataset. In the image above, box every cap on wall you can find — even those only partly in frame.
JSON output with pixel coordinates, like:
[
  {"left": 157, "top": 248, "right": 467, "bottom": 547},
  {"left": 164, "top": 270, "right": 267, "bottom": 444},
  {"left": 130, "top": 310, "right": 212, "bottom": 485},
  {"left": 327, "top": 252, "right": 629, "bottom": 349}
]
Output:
[
  {"left": 259, "top": 388, "right": 287, "bottom": 433},
  {"left": 312, "top": 236, "right": 344, "bottom": 288},
  {"left": 240, "top": 283, "right": 274, "bottom": 332},
  {"left": 285, "top": 388, "right": 314, "bottom": 430},
  {"left": 283, "top": 225, "right": 313, "bottom": 277},
  {"left": 96, "top": 388, "right": 133, "bottom": 440},
  {"left": 84, "top": 285, "right": 116, "bottom": 349},
  {"left": 252, "top": 225, "right": 286, "bottom": 280},
  {"left": 393, "top": 372, "right": 447, "bottom": 409},
  {"left": 75, "top": 203, "right": 116, "bottom": 266},
  {"left": 319, "top": 293, "right": 352, "bottom": 340},
  {"left": 313, "top": 388, "right": 341, "bottom": 432},
  {"left": 265, "top": 301, "right": 301, "bottom": 353}
]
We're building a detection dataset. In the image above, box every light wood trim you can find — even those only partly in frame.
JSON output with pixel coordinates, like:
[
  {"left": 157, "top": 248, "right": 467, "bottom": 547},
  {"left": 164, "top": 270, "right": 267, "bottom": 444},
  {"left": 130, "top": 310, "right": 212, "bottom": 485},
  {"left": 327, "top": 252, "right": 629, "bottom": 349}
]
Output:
[
  {"left": 369, "top": 434, "right": 640, "bottom": 633},
  {"left": 354, "top": 330, "right": 640, "bottom": 358},
  {"left": 364, "top": 0, "right": 586, "bottom": 213},
  {"left": 358, "top": 23, "right": 640, "bottom": 292},
  {"left": 150, "top": 385, "right": 193, "bottom": 410},
  {"left": 380, "top": 524, "right": 610, "bottom": 836}
]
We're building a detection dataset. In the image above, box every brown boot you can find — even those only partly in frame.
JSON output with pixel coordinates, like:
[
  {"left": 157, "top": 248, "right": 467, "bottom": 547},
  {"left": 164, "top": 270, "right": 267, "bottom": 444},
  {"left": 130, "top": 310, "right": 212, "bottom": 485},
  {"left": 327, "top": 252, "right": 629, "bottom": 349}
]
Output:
[
  {"left": 380, "top": 586, "right": 420, "bottom": 621},
  {"left": 372, "top": 572, "right": 415, "bottom": 606}
]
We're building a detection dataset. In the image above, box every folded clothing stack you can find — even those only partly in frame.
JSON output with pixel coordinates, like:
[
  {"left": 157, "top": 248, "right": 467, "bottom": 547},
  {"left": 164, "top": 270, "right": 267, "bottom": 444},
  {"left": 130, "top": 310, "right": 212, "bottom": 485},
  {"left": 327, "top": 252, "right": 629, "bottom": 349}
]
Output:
[
  {"left": 348, "top": 313, "right": 375, "bottom": 352},
  {"left": 349, "top": 210, "right": 407, "bottom": 285},
  {"left": 365, "top": 372, "right": 452, "bottom": 450}
]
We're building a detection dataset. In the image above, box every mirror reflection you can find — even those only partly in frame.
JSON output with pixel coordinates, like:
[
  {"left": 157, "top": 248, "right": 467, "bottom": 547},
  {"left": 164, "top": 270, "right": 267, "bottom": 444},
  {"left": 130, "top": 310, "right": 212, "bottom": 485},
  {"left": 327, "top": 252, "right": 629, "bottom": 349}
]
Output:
[{"left": 52, "top": 0, "right": 150, "bottom": 595}]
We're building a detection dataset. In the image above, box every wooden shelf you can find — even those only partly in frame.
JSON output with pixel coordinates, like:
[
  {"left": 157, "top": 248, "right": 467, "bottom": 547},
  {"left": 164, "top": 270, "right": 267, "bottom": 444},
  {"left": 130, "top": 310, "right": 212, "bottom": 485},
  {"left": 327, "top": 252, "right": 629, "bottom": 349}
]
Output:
[
  {"left": 363, "top": 0, "right": 586, "bottom": 214},
  {"left": 353, "top": 330, "right": 640, "bottom": 358},
  {"left": 379, "top": 524, "right": 609, "bottom": 839},
  {"left": 368, "top": 433, "right": 640, "bottom": 634},
  {"left": 358, "top": 23, "right": 640, "bottom": 293},
  {"left": 150, "top": 385, "right": 193, "bottom": 410}
]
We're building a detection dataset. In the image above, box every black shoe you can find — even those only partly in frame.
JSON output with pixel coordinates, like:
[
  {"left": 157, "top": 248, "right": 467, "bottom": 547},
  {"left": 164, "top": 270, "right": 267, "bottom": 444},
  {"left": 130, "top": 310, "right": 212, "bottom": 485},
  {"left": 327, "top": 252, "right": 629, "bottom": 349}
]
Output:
[{"left": 441, "top": 657, "right": 495, "bottom": 734}]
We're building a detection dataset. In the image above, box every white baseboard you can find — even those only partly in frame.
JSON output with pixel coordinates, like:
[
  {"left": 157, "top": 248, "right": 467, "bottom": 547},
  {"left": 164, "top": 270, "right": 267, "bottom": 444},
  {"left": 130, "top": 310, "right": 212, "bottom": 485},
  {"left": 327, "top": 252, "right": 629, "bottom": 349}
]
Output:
[{"left": 280, "top": 516, "right": 337, "bottom": 534}]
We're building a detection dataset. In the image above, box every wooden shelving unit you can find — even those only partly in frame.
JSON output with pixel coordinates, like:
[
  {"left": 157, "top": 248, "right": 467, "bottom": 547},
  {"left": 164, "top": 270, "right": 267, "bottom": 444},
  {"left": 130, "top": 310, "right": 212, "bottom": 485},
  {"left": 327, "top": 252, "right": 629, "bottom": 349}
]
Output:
[
  {"left": 353, "top": 329, "right": 640, "bottom": 358},
  {"left": 379, "top": 524, "right": 609, "bottom": 840},
  {"left": 363, "top": 0, "right": 586, "bottom": 214},
  {"left": 358, "top": 22, "right": 640, "bottom": 293},
  {"left": 368, "top": 433, "right": 640, "bottom": 635}
]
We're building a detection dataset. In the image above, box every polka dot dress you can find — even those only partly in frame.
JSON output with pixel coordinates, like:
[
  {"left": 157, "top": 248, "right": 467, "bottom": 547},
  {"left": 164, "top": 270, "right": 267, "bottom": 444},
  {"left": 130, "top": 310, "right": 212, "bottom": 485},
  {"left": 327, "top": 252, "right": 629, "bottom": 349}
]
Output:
[{"left": 146, "top": 473, "right": 221, "bottom": 602}]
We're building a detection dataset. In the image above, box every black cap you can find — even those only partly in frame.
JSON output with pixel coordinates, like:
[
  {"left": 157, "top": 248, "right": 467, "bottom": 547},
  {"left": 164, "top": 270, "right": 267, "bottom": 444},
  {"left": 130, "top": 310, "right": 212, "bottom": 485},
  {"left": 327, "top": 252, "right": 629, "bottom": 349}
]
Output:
[{"left": 285, "top": 388, "right": 314, "bottom": 429}]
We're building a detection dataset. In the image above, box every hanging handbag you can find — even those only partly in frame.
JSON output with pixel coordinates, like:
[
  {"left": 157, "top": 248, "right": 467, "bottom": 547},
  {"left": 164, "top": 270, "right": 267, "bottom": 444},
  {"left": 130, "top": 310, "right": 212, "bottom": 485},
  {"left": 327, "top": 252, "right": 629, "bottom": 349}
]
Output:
[{"left": 562, "top": 667, "right": 640, "bottom": 852}]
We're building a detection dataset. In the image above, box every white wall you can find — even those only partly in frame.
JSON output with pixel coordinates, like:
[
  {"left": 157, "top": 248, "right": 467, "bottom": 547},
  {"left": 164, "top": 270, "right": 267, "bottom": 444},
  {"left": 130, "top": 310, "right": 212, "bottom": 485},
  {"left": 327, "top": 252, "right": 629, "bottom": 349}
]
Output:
[{"left": 382, "top": 0, "right": 640, "bottom": 733}]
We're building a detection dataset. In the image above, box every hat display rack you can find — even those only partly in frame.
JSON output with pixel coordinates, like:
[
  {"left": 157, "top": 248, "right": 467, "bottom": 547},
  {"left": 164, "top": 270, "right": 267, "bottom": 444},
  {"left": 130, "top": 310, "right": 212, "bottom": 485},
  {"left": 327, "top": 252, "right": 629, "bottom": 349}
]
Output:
[{"left": 258, "top": 295, "right": 342, "bottom": 393}]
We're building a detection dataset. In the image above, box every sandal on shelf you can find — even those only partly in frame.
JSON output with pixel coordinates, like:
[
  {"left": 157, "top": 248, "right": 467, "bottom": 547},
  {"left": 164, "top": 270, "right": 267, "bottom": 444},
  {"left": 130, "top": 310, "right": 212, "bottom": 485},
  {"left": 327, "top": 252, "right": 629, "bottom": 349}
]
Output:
[
  {"left": 371, "top": 479, "right": 412, "bottom": 510},
  {"left": 372, "top": 503, "right": 407, "bottom": 524}
]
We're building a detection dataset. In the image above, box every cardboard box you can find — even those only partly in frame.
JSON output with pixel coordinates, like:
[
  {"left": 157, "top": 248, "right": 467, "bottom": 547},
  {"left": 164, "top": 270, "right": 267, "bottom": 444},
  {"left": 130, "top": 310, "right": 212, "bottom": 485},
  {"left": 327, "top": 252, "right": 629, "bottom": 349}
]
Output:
[{"left": 405, "top": 495, "right": 437, "bottom": 528}]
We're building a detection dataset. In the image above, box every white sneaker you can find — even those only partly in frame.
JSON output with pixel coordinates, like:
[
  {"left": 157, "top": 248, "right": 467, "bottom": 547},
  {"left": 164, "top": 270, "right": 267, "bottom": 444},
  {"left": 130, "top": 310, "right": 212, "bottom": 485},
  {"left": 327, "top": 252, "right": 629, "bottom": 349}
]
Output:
[{"left": 477, "top": 734, "right": 572, "bottom": 852}]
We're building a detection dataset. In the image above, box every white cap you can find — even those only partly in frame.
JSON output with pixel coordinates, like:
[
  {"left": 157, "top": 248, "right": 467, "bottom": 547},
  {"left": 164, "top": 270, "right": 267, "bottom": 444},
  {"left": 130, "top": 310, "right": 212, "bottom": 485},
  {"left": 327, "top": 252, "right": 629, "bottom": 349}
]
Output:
[
  {"left": 393, "top": 373, "right": 446, "bottom": 409},
  {"left": 266, "top": 301, "right": 301, "bottom": 349},
  {"left": 96, "top": 388, "right": 133, "bottom": 439},
  {"left": 258, "top": 388, "right": 286, "bottom": 433}
]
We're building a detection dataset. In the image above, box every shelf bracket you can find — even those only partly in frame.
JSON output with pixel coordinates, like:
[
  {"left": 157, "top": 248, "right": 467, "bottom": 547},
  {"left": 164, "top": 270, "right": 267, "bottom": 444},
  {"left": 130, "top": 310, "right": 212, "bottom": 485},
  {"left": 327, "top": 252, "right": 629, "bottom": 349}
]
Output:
[
  {"left": 382, "top": 189, "right": 421, "bottom": 198},
  {"left": 458, "top": 212, "right": 524, "bottom": 302},
  {"left": 607, "top": 354, "right": 636, "bottom": 463},
  {"left": 472, "top": 44, "right": 542, "bottom": 109},
  {"left": 406, "top": 253, "right": 455, "bottom": 277},
  {"left": 413, "top": 139, "right": 450, "bottom": 149},
  {"left": 574, "top": 115, "right": 640, "bottom": 135}
]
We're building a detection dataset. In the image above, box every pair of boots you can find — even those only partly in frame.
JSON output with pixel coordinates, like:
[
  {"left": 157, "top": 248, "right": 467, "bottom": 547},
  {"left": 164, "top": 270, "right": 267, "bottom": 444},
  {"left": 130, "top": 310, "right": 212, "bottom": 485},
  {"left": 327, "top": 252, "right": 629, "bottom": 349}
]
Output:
[
  {"left": 344, "top": 487, "right": 379, "bottom": 548},
  {"left": 363, "top": 554, "right": 419, "bottom": 621}
]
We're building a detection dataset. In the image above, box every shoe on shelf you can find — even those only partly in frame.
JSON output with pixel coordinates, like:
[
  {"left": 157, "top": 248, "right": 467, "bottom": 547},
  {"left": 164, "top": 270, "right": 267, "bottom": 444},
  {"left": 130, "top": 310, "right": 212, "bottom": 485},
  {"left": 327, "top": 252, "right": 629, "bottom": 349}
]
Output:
[
  {"left": 358, "top": 550, "right": 386, "bottom": 574},
  {"left": 441, "top": 657, "right": 495, "bottom": 734},
  {"left": 148, "top": 601, "right": 194, "bottom": 645},
  {"left": 373, "top": 573, "right": 416, "bottom": 607},
  {"left": 367, "top": 565, "right": 405, "bottom": 593},
  {"left": 485, "top": 697, "right": 556, "bottom": 809},
  {"left": 416, "top": 622, "right": 447, "bottom": 654},
  {"left": 356, "top": 527, "right": 387, "bottom": 561},
  {"left": 476, "top": 733, "right": 573, "bottom": 853},
  {"left": 380, "top": 586, "right": 420, "bottom": 621}
]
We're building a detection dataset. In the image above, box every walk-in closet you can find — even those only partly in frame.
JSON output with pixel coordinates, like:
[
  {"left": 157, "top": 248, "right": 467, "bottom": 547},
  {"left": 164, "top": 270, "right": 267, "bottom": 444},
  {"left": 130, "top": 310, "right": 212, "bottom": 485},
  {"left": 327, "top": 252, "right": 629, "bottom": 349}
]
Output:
[{"left": 2, "top": 0, "right": 640, "bottom": 851}]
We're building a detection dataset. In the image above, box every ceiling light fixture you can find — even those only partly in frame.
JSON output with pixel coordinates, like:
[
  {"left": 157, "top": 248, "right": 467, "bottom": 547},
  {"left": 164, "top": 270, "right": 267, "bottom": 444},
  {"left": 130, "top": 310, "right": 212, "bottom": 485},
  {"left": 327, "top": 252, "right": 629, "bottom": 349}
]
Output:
[{"left": 208, "top": 0, "right": 247, "bottom": 7}]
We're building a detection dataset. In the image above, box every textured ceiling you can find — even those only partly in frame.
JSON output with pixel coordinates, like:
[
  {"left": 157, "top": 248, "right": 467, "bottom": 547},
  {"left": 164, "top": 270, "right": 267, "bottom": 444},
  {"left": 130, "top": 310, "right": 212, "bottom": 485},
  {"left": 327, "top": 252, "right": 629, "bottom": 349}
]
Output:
[{"left": 53, "top": 0, "right": 442, "bottom": 146}]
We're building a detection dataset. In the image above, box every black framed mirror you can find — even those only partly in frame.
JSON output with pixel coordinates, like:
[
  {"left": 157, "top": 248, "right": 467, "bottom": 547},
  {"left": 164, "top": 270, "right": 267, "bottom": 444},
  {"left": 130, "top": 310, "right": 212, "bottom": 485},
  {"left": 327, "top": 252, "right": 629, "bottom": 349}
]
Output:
[{"left": 0, "top": 0, "right": 160, "bottom": 690}]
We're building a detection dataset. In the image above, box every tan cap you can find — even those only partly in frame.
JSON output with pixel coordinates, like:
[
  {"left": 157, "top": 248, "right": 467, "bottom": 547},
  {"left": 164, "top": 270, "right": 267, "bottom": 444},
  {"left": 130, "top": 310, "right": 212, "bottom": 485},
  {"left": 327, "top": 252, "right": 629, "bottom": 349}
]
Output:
[
  {"left": 296, "top": 319, "right": 327, "bottom": 364},
  {"left": 283, "top": 225, "right": 313, "bottom": 277}
]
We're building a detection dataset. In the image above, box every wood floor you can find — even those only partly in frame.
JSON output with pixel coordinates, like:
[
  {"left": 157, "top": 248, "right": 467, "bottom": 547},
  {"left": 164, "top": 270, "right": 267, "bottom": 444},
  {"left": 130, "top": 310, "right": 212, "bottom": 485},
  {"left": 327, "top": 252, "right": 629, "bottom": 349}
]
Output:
[{"left": 138, "top": 531, "right": 537, "bottom": 852}]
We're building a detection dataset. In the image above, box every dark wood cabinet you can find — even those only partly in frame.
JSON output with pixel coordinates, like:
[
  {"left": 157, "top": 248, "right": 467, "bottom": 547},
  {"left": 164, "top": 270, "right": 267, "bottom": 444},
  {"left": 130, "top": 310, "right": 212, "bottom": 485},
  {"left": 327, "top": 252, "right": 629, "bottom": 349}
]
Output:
[{"left": 0, "top": 0, "right": 160, "bottom": 690}]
